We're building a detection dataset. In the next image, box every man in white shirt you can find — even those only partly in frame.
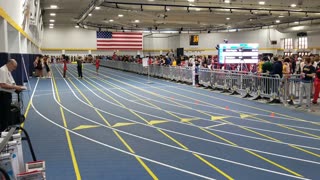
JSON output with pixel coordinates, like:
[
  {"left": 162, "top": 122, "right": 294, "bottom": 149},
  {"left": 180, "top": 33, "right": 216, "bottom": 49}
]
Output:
[{"left": 0, "top": 59, "right": 26, "bottom": 131}]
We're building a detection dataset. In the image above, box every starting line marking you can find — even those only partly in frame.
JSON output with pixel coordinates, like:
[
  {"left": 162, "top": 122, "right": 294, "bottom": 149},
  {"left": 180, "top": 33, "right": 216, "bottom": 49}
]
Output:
[{"left": 206, "top": 123, "right": 227, "bottom": 128}]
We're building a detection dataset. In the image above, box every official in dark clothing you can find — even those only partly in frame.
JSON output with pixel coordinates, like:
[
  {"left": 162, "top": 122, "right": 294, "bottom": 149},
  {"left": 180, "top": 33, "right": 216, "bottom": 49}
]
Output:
[
  {"left": 0, "top": 59, "right": 27, "bottom": 131},
  {"left": 76, "top": 57, "right": 83, "bottom": 78},
  {"left": 270, "top": 57, "right": 283, "bottom": 78}
]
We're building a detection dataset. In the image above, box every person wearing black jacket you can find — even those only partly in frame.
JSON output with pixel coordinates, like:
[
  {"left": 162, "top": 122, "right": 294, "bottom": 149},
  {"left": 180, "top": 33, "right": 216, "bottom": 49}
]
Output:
[
  {"left": 270, "top": 57, "right": 283, "bottom": 78},
  {"left": 269, "top": 57, "right": 283, "bottom": 97},
  {"left": 76, "top": 56, "right": 83, "bottom": 79},
  {"left": 296, "top": 57, "right": 316, "bottom": 108}
]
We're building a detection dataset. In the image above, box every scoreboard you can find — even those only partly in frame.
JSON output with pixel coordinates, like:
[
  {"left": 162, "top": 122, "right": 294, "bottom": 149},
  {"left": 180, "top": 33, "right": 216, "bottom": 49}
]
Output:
[{"left": 218, "top": 43, "right": 259, "bottom": 64}]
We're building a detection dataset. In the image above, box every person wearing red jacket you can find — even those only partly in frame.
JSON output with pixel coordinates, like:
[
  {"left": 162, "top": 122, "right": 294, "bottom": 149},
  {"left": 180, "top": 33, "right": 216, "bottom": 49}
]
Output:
[
  {"left": 63, "top": 58, "right": 68, "bottom": 78},
  {"left": 95, "top": 58, "right": 100, "bottom": 75},
  {"left": 312, "top": 62, "right": 320, "bottom": 104}
]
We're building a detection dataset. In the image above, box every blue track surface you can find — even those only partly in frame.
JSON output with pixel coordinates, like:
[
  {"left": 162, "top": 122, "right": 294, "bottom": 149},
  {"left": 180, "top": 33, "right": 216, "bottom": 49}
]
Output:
[{"left": 22, "top": 64, "right": 320, "bottom": 180}]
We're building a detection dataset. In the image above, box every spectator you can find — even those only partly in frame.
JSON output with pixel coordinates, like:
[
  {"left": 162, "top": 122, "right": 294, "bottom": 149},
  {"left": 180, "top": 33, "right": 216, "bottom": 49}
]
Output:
[
  {"left": 43, "top": 56, "right": 51, "bottom": 78},
  {"left": 271, "top": 57, "right": 283, "bottom": 78},
  {"left": 296, "top": 57, "right": 316, "bottom": 108},
  {"left": 262, "top": 57, "right": 272, "bottom": 73},
  {"left": 0, "top": 59, "right": 27, "bottom": 131},
  {"left": 312, "top": 62, "right": 320, "bottom": 104},
  {"left": 195, "top": 61, "right": 200, "bottom": 87},
  {"left": 77, "top": 56, "right": 83, "bottom": 79}
]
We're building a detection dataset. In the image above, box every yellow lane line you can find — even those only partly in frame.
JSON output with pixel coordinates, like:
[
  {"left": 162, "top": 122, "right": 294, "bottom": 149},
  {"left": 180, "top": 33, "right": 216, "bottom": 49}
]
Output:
[
  {"left": 193, "top": 154, "right": 234, "bottom": 180},
  {"left": 67, "top": 77, "right": 158, "bottom": 179},
  {"left": 86, "top": 69, "right": 304, "bottom": 177},
  {"left": 278, "top": 125, "right": 320, "bottom": 139},
  {"left": 171, "top": 85, "right": 319, "bottom": 125},
  {"left": 200, "top": 127, "right": 303, "bottom": 177},
  {"left": 52, "top": 73, "right": 81, "bottom": 180},
  {"left": 109, "top": 73, "right": 319, "bottom": 158},
  {"left": 244, "top": 150, "right": 303, "bottom": 177},
  {"left": 78, "top": 68, "right": 233, "bottom": 180}
]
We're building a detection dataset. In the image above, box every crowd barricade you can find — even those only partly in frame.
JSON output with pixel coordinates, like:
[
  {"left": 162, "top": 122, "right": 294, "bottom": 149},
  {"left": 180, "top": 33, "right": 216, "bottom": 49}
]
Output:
[
  {"left": 180, "top": 67, "right": 193, "bottom": 84},
  {"left": 99, "top": 60, "right": 315, "bottom": 108},
  {"left": 199, "top": 68, "right": 212, "bottom": 87}
]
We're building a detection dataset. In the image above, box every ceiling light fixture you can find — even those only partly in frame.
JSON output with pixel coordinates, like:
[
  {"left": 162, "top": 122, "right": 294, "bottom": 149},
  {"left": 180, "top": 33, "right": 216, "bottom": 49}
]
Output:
[
  {"left": 188, "top": 0, "right": 195, "bottom": 2},
  {"left": 49, "top": 19, "right": 55, "bottom": 22},
  {"left": 88, "top": 13, "right": 92, "bottom": 16},
  {"left": 294, "top": 21, "right": 299, "bottom": 24},
  {"left": 50, "top": 5, "right": 58, "bottom": 9},
  {"left": 118, "top": 14, "right": 123, "bottom": 17},
  {"left": 290, "top": 4, "right": 297, "bottom": 7},
  {"left": 95, "top": 6, "right": 101, "bottom": 10},
  {"left": 135, "top": 20, "right": 140, "bottom": 23},
  {"left": 49, "top": 26, "right": 54, "bottom": 29},
  {"left": 50, "top": 13, "right": 56, "bottom": 16},
  {"left": 224, "top": 0, "right": 230, "bottom": 3},
  {"left": 278, "top": 15, "right": 284, "bottom": 18},
  {"left": 275, "top": 20, "right": 280, "bottom": 23},
  {"left": 226, "top": 17, "right": 230, "bottom": 20},
  {"left": 49, "top": 24, "right": 54, "bottom": 26},
  {"left": 258, "top": 1, "right": 265, "bottom": 5},
  {"left": 109, "top": 19, "right": 114, "bottom": 22}
]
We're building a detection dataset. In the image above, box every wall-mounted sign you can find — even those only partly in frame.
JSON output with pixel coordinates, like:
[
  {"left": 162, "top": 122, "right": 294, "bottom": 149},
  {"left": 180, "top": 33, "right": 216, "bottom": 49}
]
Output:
[{"left": 190, "top": 35, "right": 199, "bottom": 46}]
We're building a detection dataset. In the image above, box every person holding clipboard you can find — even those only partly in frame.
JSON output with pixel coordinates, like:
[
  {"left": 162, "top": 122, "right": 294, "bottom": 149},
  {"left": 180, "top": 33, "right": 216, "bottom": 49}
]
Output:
[{"left": 0, "top": 59, "right": 27, "bottom": 131}]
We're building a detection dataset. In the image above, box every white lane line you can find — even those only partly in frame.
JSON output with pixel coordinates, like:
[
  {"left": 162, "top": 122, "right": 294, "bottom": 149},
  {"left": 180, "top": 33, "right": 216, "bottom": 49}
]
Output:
[
  {"left": 84, "top": 72, "right": 320, "bottom": 143},
  {"left": 106, "top": 67, "right": 320, "bottom": 124},
  {"left": 206, "top": 123, "right": 227, "bottom": 128},
  {"left": 54, "top": 67, "right": 320, "bottom": 165},
  {"left": 34, "top": 70, "right": 311, "bottom": 180}
]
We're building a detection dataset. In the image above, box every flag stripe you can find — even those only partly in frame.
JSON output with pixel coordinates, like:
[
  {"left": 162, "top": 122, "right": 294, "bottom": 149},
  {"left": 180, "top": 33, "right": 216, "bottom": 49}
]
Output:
[
  {"left": 112, "top": 32, "right": 142, "bottom": 35},
  {"left": 96, "top": 31, "right": 143, "bottom": 50},
  {"left": 97, "top": 40, "right": 142, "bottom": 43},
  {"left": 97, "top": 44, "right": 142, "bottom": 47},
  {"left": 97, "top": 48, "right": 143, "bottom": 50}
]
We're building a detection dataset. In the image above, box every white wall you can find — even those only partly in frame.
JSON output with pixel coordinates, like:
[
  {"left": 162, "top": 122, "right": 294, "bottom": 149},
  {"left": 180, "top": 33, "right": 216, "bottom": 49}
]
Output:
[
  {"left": 42, "top": 26, "right": 320, "bottom": 56},
  {"left": 0, "top": 17, "right": 8, "bottom": 52},
  {"left": 0, "top": 0, "right": 24, "bottom": 27},
  {"left": 0, "top": 0, "right": 43, "bottom": 48},
  {"left": 42, "top": 27, "right": 96, "bottom": 48}
]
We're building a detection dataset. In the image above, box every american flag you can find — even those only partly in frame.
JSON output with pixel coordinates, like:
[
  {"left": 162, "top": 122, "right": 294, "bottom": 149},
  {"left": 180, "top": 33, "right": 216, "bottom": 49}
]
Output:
[{"left": 96, "top": 31, "right": 143, "bottom": 50}]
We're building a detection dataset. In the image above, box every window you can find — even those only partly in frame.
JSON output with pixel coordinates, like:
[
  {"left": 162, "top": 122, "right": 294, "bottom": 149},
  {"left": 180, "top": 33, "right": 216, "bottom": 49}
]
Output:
[
  {"left": 283, "top": 38, "right": 293, "bottom": 49},
  {"left": 298, "top": 37, "right": 308, "bottom": 49}
]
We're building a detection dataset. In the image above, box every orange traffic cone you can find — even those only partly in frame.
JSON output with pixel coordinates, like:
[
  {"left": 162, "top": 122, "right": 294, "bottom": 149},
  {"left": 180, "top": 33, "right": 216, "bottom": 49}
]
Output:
[{"left": 270, "top": 112, "right": 275, "bottom": 118}]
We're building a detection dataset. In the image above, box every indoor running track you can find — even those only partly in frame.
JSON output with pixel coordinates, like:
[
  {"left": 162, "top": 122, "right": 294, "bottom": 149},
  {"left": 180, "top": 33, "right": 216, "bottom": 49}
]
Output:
[{"left": 21, "top": 64, "right": 320, "bottom": 180}]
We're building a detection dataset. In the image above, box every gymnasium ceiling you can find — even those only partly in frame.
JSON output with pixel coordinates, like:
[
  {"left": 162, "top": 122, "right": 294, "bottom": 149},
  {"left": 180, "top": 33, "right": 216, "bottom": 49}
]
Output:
[{"left": 40, "top": 0, "right": 320, "bottom": 32}]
